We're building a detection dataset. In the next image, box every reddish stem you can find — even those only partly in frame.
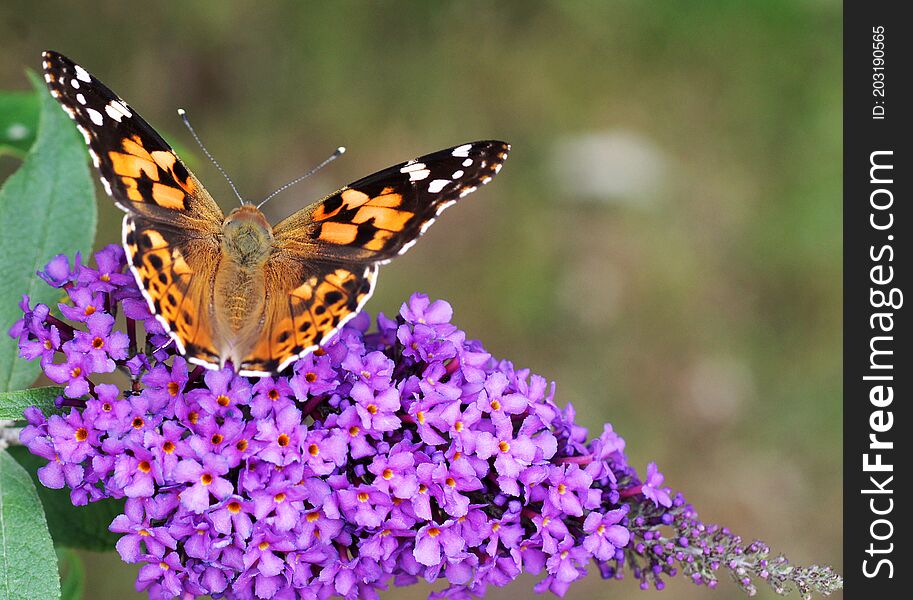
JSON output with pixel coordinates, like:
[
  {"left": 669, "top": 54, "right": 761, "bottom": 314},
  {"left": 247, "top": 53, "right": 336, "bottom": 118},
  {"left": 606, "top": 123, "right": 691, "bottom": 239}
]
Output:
[
  {"left": 619, "top": 484, "right": 643, "bottom": 499},
  {"left": 46, "top": 314, "right": 77, "bottom": 342},
  {"left": 554, "top": 454, "right": 594, "bottom": 466}
]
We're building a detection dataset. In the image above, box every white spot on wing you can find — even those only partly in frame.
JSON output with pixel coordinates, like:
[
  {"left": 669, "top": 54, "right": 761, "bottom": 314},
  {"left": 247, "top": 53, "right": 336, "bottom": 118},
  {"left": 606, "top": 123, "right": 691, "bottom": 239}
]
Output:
[
  {"left": 74, "top": 65, "right": 91, "bottom": 82},
  {"left": 70, "top": 78, "right": 80, "bottom": 89},
  {"left": 427, "top": 179, "right": 449, "bottom": 193},
  {"left": 76, "top": 93, "right": 86, "bottom": 105},
  {"left": 451, "top": 170, "right": 464, "bottom": 179},
  {"left": 105, "top": 101, "right": 131, "bottom": 122},
  {"left": 452, "top": 144, "right": 472, "bottom": 157},
  {"left": 462, "top": 158, "right": 473, "bottom": 167},
  {"left": 44, "top": 73, "right": 53, "bottom": 83},
  {"left": 459, "top": 186, "right": 477, "bottom": 198},
  {"left": 100, "top": 176, "right": 112, "bottom": 195},
  {"left": 86, "top": 107, "right": 104, "bottom": 126},
  {"left": 419, "top": 217, "right": 437, "bottom": 234}
]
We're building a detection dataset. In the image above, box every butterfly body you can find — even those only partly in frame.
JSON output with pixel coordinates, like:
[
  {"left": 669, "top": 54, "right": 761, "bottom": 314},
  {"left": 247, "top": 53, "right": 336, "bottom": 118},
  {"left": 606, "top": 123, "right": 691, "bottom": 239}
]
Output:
[{"left": 43, "top": 50, "right": 509, "bottom": 376}]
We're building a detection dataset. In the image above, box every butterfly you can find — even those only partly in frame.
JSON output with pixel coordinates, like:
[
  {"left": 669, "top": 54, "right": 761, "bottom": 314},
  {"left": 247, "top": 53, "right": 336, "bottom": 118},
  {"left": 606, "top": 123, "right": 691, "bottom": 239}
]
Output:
[{"left": 41, "top": 50, "right": 509, "bottom": 377}]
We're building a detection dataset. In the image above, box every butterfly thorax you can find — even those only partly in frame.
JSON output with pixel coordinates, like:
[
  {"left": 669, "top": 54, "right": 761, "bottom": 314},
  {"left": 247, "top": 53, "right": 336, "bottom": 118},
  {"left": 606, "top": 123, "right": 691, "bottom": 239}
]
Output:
[{"left": 221, "top": 205, "right": 273, "bottom": 269}]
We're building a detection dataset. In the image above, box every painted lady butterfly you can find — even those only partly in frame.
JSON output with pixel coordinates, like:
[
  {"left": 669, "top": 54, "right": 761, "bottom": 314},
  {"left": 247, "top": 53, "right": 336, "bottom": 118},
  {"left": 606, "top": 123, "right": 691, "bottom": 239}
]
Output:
[{"left": 42, "top": 50, "right": 509, "bottom": 376}]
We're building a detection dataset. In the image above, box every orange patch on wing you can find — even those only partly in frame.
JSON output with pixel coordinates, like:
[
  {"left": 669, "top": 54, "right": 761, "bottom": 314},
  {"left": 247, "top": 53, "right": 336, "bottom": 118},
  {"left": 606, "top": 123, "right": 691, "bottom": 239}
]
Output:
[
  {"left": 121, "top": 137, "right": 152, "bottom": 160},
  {"left": 352, "top": 206, "right": 412, "bottom": 231},
  {"left": 363, "top": 231, "right": 393, "bottom": 251},
  {"left": 122, "top": 177, "right": 143, "bottom": 202},
  {"left": 290, "top": 282, "right": 315, "bottom": 301},
  {"left": 151, "top": 150, "right": 176, "bottom": 170},
  {"left": 371, "top": 193, "right": 403, "bottom": 208},
  {"left": 152, "top": 183, "right": 186, "bottom": 209},
  {"left": 318, "top": 222, "right": 359, "bottom": 245},
  {"left": 341, "top": 189, "right": 371, "bottom": 209},
  {"left": 110, "top": 152, "right": 159, "bottom": 180}
]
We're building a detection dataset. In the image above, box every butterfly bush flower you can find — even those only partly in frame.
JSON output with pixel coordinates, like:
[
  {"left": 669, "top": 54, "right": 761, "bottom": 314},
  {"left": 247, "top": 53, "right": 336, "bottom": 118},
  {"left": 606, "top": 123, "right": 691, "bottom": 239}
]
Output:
[{"left": 8, "top": 246, "right": 843, "bottom": 600}]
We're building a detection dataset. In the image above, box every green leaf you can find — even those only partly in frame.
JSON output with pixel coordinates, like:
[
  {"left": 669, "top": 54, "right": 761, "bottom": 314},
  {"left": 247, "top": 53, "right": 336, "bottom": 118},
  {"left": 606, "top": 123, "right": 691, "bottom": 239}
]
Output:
[
  {"left": 0, "top": 386, "right": 64, "bottom": 419},
  {"left": 57, "top": 548, "right": 85, "bottom": 600},
  {"left": 0, "top": 91, "right": 39, "bottom": 158},
  {"left": 7, "top": 447, "right": 123, "bottom": 552},
  {"left": 0, "top": 71, "right": 97, "bottom": 393},
  {"left": 0, "top": 448, "right": 60, "bottom": 600}
]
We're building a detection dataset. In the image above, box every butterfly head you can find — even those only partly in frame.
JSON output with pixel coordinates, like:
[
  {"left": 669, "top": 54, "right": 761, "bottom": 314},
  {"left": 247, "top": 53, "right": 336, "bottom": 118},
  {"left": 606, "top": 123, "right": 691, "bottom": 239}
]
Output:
[{"left": 222, "top": 205, "right": 273, "bottom": 268}]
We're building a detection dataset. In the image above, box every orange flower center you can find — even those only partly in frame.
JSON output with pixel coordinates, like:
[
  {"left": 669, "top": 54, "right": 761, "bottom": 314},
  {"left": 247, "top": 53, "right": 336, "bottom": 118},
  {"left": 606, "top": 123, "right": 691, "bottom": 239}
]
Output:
[
  {"left": 188, "top": 411, "right": 199, "bottom": 424},
  {"left": 259, "top": 541, "right": 270, "bottom": 551},
  {"left": 597, "top": 524, "right": 606, "bottom": 535},
  {"left": 492, "top": 523, "right": 501, "bottom": 532},
  {"left": 211, "top": 434, "right": 223, "bottom": 445},
  {"left": 228, "top": 501, "right": 242, "bottom": 514},
  {"left": 132, "top": 417, "right": 144, "bottom": 429},
  {"left": 44, "top": 339, "right": 53, "bottom": 350},
  {"left": 138, "top": 529, "right": 151, "bottom": 537},
  {"left": 498, "top": 441, "right": 510, "bottom": 453},
  {"left": 70, "top": 367, "right": 81, "bottom": 378},
  {"left": 416, "top": 411, "right": 425, "bottom": 424},
  {"left": 308, "top": 443, "right": 319, "bottom": 456},
  {"left": 418, "top": 484, "right": 428, "bottom": 493},
  {"left": 92, "top": 337, "right": 104, "bottom": 349},
  {"left": 357, "top": 492, "right": 369, "bottom": 502},
  {"left": 348, "top": 425, "right": 360, "bottom": 437},
  {"left": 162, "top": 441, "right": 175, "bottom": 454},
  {"left": 216, "top": 394, "right": 230, "bottom": 407},
  {"left": 100, "top": 274, "right": 111, "bottom": 282},
  {"left": 306, "top": 511, "right": 320, "bottom": 522},
  {"left": 305, "top": 372, "right": 317, "bottom": 383},
  {"left": 277, "top": 434, "right": 290, "bottom": 447},
  {"left": 159, "top": 561, "right": 169, "bottom": 571},
  {"left": 236, "top": 439, "right": 248, "bottom": 452},
  {"left": 557, "top": 483, "right": 567, "bottom": 495},
  {"left": 102, "top": 402, "right": 112, "bottom": 412},
  {"left": 84, "top": 305, "right": 96, "bottom": 316},
  {"left": 445, "top": 477, "right": 456, "bottom": 488},
  {"left": 167, "top": 381, "right": 180, "bottom": 397},
  {"left": 367, "top": 404, "right": 378, "bottom": 415},
  {"left": 454, "top": 421, "right": 464, "bottom": 432},
  {"left": 201, "top": 473, "right": 213, "bottom": 486},
  {"left": 428, "top": 527, "right": 441, "bottom": 538},
  {"left": 268, "top": 388, "right": 280, "bottom": 400},
  {"left": 138, "top": 460, "right": 151, "bottom": 473},
  {"left": 490, "top": 399, "right": 501, "bottom": 411},
  {"left": 383, "top": 469, "right": 394, "bottom": 480},
  {"left": 74, "top": 427, "right": 88, "bottom": 442},
  {"left": 274, "top": 493, "right": 286, "bottom": 503}
]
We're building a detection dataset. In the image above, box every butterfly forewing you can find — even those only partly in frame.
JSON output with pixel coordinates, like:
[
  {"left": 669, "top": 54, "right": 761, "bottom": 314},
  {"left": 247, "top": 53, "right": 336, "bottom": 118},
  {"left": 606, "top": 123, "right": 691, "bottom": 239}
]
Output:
[
  {"left": 272, "top": 141, "right": 510, "bottom": 264},
  {"left": 42, "top": 50, "right": 223, "bottom": 227}
]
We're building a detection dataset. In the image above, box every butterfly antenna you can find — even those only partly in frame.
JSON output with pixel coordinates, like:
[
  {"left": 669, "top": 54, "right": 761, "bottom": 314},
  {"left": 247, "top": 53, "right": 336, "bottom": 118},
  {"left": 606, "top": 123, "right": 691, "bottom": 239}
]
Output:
[
  {"left": 257, "top": 146, "right": 346, "bottom": 209},
  {"left": 177, "top": 108, "right": 245, "bottom": 205}
]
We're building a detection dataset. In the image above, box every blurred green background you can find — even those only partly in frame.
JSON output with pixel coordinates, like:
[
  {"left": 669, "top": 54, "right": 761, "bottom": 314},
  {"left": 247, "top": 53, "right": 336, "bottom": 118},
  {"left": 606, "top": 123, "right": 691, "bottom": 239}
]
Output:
[{"left": 1, "top": 1, "right": 841, "bottom": 598}]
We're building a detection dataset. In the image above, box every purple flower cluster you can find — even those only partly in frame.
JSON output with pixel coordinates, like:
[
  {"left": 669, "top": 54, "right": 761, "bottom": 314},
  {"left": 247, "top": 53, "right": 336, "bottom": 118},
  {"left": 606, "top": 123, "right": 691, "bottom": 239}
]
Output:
[{"left": 9, "top": 246, "right": 842, "bottom": 599}]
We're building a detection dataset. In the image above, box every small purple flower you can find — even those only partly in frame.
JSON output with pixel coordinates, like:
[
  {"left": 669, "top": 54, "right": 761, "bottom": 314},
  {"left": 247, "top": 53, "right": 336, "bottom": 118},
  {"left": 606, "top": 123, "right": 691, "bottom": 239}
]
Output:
[
  {"left": 173, "top": 455, "right": 234, "bottom": 513},
  {"left": 37, "top": 252, "right": 81, "bottom": 287},
  {"left": 642, "top": 462, "right": 673, "bottom": 508}
]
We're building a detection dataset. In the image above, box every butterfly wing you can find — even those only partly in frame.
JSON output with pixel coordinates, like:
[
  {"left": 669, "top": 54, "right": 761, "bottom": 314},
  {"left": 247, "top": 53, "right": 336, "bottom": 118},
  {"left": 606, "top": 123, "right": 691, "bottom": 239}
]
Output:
[
  {"left": 43, "top": 50, "right": 224, "bottom": 361},
  {"left": 272, "top": 140, "right": 510, "bottom": 264},
  {"left": 238, "top": 141, "right": 510, "bottom": 374}
]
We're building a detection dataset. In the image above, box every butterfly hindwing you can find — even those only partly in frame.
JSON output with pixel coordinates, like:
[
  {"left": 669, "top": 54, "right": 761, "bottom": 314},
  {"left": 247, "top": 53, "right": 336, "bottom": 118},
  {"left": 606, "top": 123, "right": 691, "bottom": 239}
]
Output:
[
  {"left": 239, "top": 258, "right": 377, "bottom": 375},
  {"left": 123, "top": 216, "right": 221, "bottom": 365},
  {"left": 272, "top": 141, "right": 510, "bottom": 264},
  {"left": 42, "top": 50, "right": 223, "bottom": 229}
]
